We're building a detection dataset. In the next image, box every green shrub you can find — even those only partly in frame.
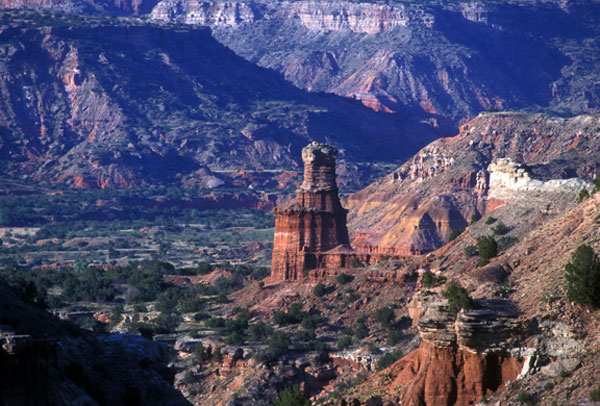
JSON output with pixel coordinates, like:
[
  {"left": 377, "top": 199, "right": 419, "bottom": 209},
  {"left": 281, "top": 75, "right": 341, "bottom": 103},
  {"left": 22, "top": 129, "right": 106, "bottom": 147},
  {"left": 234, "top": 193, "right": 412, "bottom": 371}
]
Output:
[
  {"left": 565, "top": 244, "right": 600, "bottom": 308},
  {"left": 336, "top": 335, "right": 352, "bottom": 350},
  {"left": 354, "top": 317, "right": 369, "bottom": 339},
  {"left": 443, "top": 281, "right": 474, "bottom": 312},
  {"left": 313, "top": 283, "right": 326, "bottom": 297},
  {"left": 133, "top": 304, "right": 148, "bottom": 312},
  {"left": 273, "top": 302, "right": 305, "bottom": 325},
  {"left": 182, "top": 370, "right": 195, "bottom": 385},
  {"left": 470, "top": 213, "right": 481, "bottom": 224},
  {"left": 498, "top": 236, "right": 519, "bottom": 251},
  {"left": 578, "top": 188, "right": 590, "bottom": 202},
  {"left": 196, "top": 262, "right": 213, "bottom": 275},
  {"left": 420, "top": 270, "right": 446, "bottom": 288},
  {"left": 205, "top": 317, "right": 226, "bottom": 328},
  {"left": 179, "top": 297, "right": 207, "bottom": 313},
  {"left": 226, "top": 315, "right": 249, "bottom": 335},
  {"left": 593, "top": 174, "right": 600, "bottom": 194},
  {"left": 374, "top": 305, "right": 396, "bottom": 328},
  {"left": 448, "top": 227, "right": 465, "bottom": 242},
  {"left": 543, "top": 381, "right": 554, "bottom": 390},
  {"left": 590, "top": 384, "right": 600, "bottom": 401},
  {"left": 225, "top": 331, "right": 246, "bottom": 345},
  {"left": 300, "top": 314, "right": 322, "bottom": 330},
  {"left": 257, "top": 331, "right": 291, "bottom": 364},
  {"left": 491, "top": 222, "right": 510, "bottom": 235},
  {"left": 516, "top": 390, "right": 534, "bottom": 404},
  {"left": 477, "top": 236, "right": 498, "bottom": 266},
  {"left": 193, "top": 312, "right": 210, "bottom": 322},
  {"left": 152, "top": 312, "right": 182, "bottom": 334},
  {"left": 295, "top": 328, "right": 316, "bottom": 342},
  {"left": 248, "top": 322, "right": 272, "bottom": 342},
  {"left": 464, "top": 245, "right": 478, "bottom": 258},
  {"left": 485, "top": 216, "right": 497, "bottom": 225},
  {"left": 192, "top": 342, "right": 210, "bottom": 363},
  {"left": 386, "top": 330, "right": 403, "bottom": 346},
  {"left": 273, "top": 385, "right": 311, "bottom": 406},
  {"left": 376, "top": 350, "right": 403, "bottom": 370},
  {"left": 336, "top": 273, "right": 353, "bottom": 285}
]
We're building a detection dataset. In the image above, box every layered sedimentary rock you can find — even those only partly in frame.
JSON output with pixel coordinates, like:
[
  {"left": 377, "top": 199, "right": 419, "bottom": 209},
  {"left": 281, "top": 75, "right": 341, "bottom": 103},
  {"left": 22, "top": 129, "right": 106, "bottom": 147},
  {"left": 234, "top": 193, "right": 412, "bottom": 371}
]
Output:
[
  {"left": 150, "top": 0, "right": 600, "bottom": 127},
  {"left": 150, "top": 1, "right": 259, "bottom": 27},
  {"left": 271, "top": 142, "right": 352, "bottom": 281},
  {"left": 0, "top": 12, "right": 431, "bottom": 190},
  {"left": 0, "top": 0, "right": 159, "bottom": 15},
  {"left": 372, "top": 296, "right": 529, "bottom": 406},
  {"left": 348, "top": 113, "right": 600, "bottom": 255},
  {"left": 388, "top": 341, "right": 524, "bottom": 406}
]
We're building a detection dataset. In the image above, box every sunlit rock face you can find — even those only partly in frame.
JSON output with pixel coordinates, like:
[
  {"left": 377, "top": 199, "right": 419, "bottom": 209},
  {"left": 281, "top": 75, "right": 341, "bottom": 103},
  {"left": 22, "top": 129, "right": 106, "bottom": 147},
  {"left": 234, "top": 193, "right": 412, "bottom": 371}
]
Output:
[{"left": 271, "top": 142, "right": 351, "bottom": 281}]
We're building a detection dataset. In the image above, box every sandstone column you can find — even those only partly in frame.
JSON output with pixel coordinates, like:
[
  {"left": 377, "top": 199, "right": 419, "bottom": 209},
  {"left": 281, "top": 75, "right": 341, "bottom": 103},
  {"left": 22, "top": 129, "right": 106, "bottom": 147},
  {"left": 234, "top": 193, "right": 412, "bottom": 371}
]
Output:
[{"left": 271, "top": 142, "right": 351, "bottom": 281}]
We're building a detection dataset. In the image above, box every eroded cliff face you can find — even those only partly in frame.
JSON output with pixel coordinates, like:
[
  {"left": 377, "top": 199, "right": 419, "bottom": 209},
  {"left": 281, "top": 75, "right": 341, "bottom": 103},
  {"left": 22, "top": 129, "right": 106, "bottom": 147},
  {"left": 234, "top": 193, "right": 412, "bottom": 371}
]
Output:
[
  {"left": 150, "top": 0, "right": 600, "bottom": 129},
  {"left": 347, "top": 113, "right": 600, "bottom": 256},
  {"left": 0, "top": 11, "right": 434, "bottom": 190},
  {"left": 150, "top": 0, "right": 414, "bottom": 33},
  {"left": 0, "top": 0, "right": 159, "bottom": 15},
  {"left": 387, "top": 341, "right": 523, "bottom": 406},
  {"left": 286, "top": 2, "right": 412, "bottom": 34},
  {"left": 150, "top": 0, "right": 260, "bottom": 27}
]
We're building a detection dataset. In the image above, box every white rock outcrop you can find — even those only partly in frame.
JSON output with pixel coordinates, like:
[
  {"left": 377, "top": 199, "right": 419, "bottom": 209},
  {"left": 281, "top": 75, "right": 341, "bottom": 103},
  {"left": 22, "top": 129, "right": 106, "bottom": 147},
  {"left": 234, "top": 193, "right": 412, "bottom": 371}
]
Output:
[{"left": 488, "top": 158, "right": 590, "bottom": 199}]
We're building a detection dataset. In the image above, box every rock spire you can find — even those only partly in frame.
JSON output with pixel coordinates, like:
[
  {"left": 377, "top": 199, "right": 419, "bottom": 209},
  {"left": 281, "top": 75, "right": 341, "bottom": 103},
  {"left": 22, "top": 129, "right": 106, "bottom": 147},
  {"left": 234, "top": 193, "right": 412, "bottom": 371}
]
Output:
[{"left": 271, "top": 142, "right": 351, "bottom": 281}]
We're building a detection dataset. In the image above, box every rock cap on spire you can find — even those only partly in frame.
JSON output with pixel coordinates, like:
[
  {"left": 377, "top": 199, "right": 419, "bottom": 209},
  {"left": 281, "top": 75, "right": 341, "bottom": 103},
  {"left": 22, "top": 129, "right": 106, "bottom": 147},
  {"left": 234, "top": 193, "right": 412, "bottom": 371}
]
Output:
[{"left": 300, "top": 142, "right": 338, "bottom": 192}]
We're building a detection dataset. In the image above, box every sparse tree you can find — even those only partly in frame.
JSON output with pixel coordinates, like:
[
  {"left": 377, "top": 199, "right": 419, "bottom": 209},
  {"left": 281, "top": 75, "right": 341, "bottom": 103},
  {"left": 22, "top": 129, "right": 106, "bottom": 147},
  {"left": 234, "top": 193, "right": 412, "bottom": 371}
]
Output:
[
  {"left": 448, "top": 227, "right": 465, "bottom": 242},
  {"left": 578, "top": 188, "right": 590, "bottom": 202},
  {"left": 565, "top": 244, "right": 600, "bottom": 308},
  {"left": 443, "top": 281, "right": 474, "bottom": 312},
  {"left": 313, "top": 283, "right": 326, "bottom": 297},
  {"left": 273, "top": 385, "right": 311, "bottom": 406},
  {"left": 374, "top": 305, "right": 395, "bottom": 329},
  {"left": 477, "top": 236, "right": 498, "bottom": 266}
]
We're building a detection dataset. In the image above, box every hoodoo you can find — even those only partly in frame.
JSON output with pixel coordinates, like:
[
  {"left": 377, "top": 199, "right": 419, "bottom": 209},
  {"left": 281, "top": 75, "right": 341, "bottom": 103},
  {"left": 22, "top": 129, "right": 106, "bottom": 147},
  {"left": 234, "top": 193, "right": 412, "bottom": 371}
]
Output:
[{"left": 271, "top": 142, "right": 352, "bottom": 281}]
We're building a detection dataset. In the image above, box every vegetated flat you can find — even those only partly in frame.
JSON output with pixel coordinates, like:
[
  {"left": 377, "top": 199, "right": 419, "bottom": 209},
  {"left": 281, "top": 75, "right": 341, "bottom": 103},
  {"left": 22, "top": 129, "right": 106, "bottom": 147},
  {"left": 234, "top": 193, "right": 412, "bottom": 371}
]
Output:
[{"left": 0, "top": 188, "right": 275, "bottom": 269}]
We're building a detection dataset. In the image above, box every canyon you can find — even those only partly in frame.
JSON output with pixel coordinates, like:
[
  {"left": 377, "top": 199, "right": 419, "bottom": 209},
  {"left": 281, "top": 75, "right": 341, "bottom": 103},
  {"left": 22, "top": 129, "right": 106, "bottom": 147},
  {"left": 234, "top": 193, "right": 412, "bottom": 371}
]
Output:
[
  {"left": 150, "top": 0, "right": 600, "bottom": 131},
  {"left": 0, "top": 1, "right": 600, "bottom": 406},
  {"left": 0, "top": 10, "right": 435, "bottom": 191}
]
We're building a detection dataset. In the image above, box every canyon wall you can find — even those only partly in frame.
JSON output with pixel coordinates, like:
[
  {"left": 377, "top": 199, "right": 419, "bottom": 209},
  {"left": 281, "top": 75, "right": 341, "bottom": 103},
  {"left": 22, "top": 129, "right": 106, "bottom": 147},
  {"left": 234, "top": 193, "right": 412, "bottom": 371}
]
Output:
[
  {"left": 0, "top": 0, "right": 159, "bottom": 14},
  {"left": 0, "top": 12, "right": 433, "bottom": 190},
  {"left": 347, "top": 112, "right": 600, "bottom": 256},
  {"left": 149, "top": 0, "right": 600, "bottom": 129}
]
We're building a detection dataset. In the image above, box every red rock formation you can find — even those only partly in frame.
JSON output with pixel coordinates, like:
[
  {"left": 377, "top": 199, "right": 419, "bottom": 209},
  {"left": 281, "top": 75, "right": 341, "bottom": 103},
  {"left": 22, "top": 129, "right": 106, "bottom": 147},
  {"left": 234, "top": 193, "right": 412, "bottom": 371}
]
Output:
[
  {"left": 388, "top": 341, "right": 523, "bottom": 406},
  {"left": 271, "top": 142, "right": 352, "bottom": 281}
]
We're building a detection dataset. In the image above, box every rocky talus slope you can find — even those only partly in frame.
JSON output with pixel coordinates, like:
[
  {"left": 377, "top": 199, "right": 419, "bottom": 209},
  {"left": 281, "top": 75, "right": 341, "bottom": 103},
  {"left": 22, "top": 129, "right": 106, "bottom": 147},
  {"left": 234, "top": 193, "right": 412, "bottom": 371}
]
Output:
[
  {"left": 212, "top": 188, "right": 600, "bottom": 405},
  {"left": 0, "top": 281, "right": 190, "bottom": 406},
  {"left": 150, "top": 0, "right": 600, "bottom": 130},
  {"left": 320, "top": 191, "right": 600, "bottom": 405},
  {"left": 0, "top": 10, "right": 435, "bottom": 190},
  {"left": 347, "top": 112, "right": 600, "bottom": 256}
]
